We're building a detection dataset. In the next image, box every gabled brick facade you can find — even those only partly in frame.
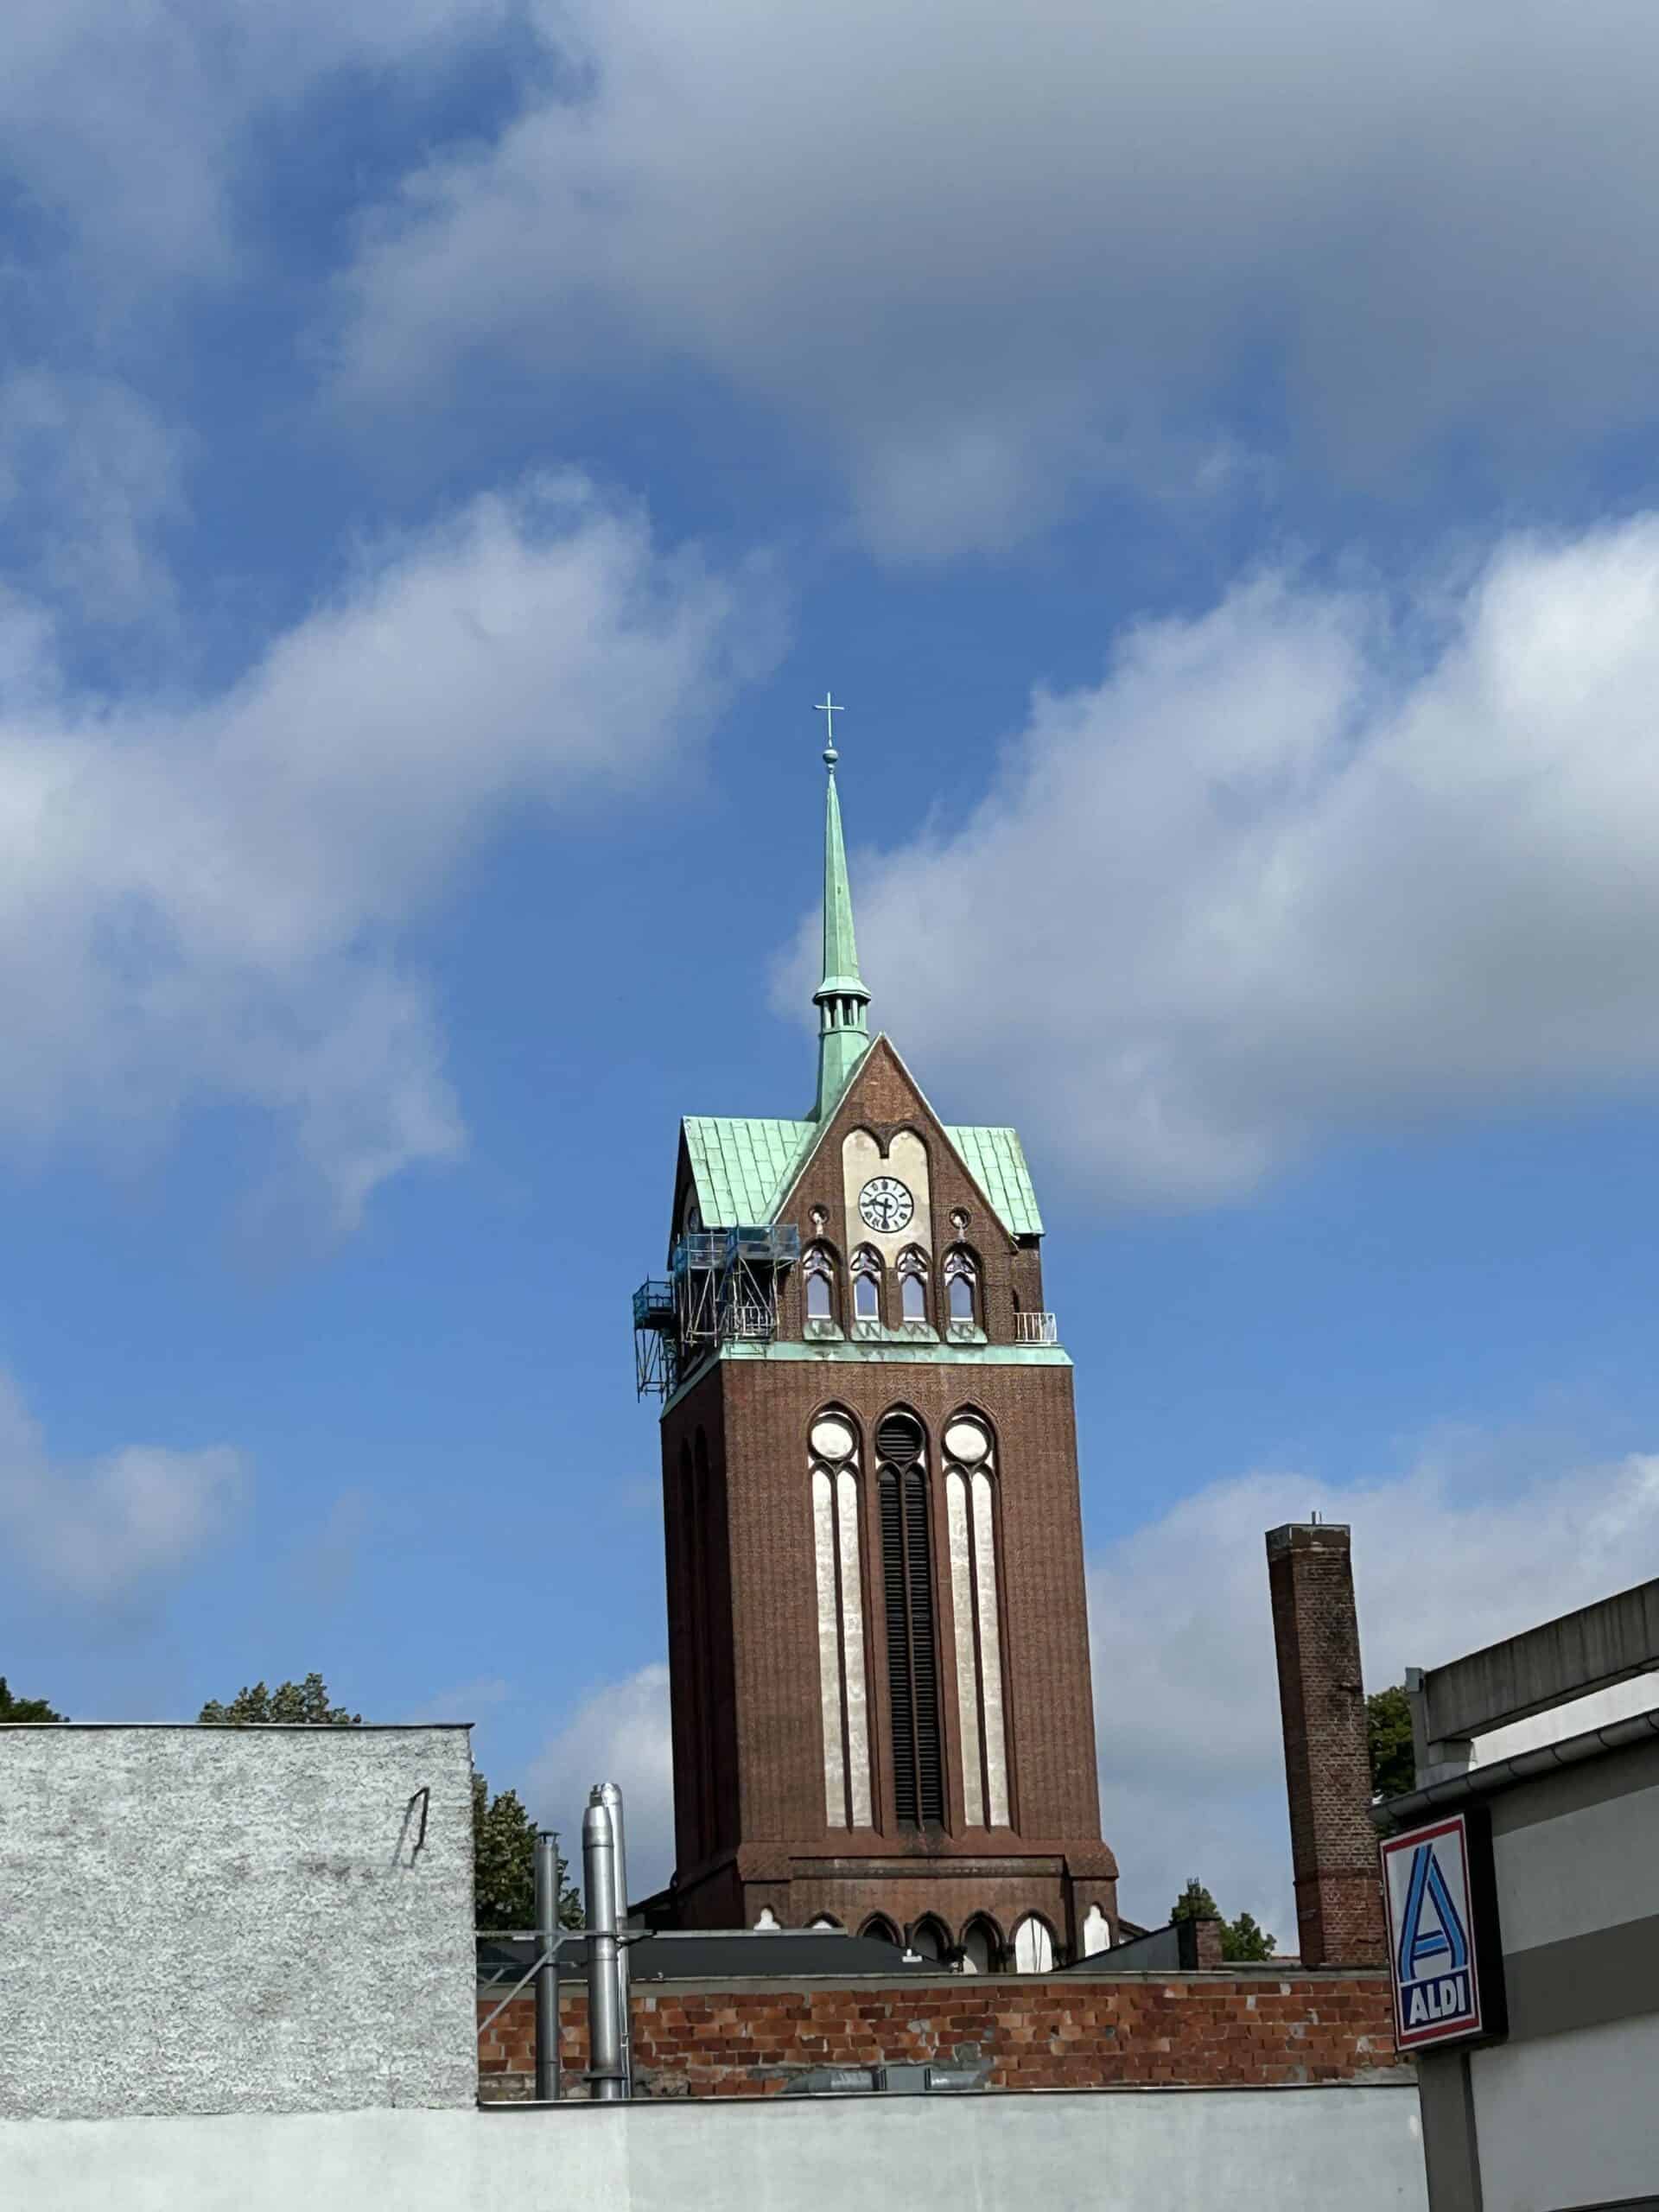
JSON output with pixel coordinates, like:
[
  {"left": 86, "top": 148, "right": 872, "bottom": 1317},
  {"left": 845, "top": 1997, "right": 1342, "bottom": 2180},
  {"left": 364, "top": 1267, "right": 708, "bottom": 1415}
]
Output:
[{"left": 654, "top": 1037, "right": 1116, "bottom": 1957}]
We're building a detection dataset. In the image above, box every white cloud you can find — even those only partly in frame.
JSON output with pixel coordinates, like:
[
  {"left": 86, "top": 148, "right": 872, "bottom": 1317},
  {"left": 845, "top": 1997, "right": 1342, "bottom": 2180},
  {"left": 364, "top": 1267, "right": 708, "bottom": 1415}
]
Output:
[
  {"left": 340, "top": 0, "right": 1659, "bottom": 555},
  {"left": 1092, "top": 1443, "right": 1659, "bottom": 1938},
  {"left": 774, "top": 514, "right": 1659, "bottom": 1205},
  {"left": 0, "top": 474, "right": 769, "bottom": 1224},
  {"left": 0, "top": 1368, "right": 246, "bottom": 1605},
  {"left": 527, "top": 1662, "right": 674, "bottom": 1904},
  {"left": 0, "top": 0, "right": 512, "bottom": 296}
]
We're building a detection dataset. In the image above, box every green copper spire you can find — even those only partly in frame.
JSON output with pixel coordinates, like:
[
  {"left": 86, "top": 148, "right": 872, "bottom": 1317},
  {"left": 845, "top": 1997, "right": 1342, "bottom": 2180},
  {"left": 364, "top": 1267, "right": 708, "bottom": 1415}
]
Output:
[{"left": 811, "top": 693, "right": 871, "bottom": 1120}]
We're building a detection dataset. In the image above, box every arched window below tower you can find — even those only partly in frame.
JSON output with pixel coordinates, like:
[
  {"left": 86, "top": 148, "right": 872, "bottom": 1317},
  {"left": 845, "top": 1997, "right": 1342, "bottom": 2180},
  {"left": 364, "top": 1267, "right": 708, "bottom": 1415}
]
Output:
[
  {"left": 860, "top": 1914, "right": 900, "bottom": 1947},
  {"left": 1012, "top": 1915, "right": 1056, "bottom": 1974},
  {"left": 944, "top": 1248, "right": 979, "bottom": 1327},
  {"left": 876, "top": 1410, "right": 944, "bottom": 1827},
  {"left": 898, "top": 1246, "right": 929, "bottom": 1323},
  {"left": 810, "top": 1409, "right": 872, "bottom": 1830},
  {"left": 960, "top": 1916, "right": 1001, "bottom": 1975},
  {"left": 851, "top": 1245, "right": 882, "bottom": 1322},
  {"left": 944, "top": 1414, "right": 1010, "bottom": 1829},
  {"left": 807, "top": 1913, "right": 843, "bottom": 1930},
  {"left": 804, "top": 1244, "right": 836, "bottom": 1323},
  {"left": 909, "top": 1915, "right": 949, "bottom": 1961}
]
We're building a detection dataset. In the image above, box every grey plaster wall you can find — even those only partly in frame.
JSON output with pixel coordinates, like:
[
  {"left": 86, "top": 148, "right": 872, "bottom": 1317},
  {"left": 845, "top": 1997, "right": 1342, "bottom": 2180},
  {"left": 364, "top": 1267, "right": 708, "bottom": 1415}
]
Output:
[
  {"left": 0, "top": 2083, "right": 1429, "bottom": 2212},
  {"left": 0, "top": 1725, "right": 476, "bottom": 2120}
]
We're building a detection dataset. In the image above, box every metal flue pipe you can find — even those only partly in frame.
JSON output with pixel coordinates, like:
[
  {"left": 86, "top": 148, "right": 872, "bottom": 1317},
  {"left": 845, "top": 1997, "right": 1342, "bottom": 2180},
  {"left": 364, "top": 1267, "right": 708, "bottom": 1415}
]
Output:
[
  {"left": 594, "top": 1782, "right": 633, "bottom": 2098},
  {"left": 581, "top": 1796, "right": 626, "bottom": 2101},
  {"left": 533, "top": 1829, "right": 562, "bottom": 2101}
]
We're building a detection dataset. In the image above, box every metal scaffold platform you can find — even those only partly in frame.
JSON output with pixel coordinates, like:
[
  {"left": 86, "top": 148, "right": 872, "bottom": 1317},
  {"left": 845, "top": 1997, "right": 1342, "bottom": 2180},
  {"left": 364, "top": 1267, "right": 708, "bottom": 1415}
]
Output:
[{"left": 632, "top": 1223, "right": 802, "bottom": 1399}]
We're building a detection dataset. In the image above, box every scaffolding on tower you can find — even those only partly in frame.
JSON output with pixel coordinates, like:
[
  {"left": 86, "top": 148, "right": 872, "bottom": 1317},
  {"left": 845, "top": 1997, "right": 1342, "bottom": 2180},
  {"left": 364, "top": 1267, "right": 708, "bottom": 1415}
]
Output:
[{"left": 632, "top": 1224, "right": 802, "bottom": 1400}]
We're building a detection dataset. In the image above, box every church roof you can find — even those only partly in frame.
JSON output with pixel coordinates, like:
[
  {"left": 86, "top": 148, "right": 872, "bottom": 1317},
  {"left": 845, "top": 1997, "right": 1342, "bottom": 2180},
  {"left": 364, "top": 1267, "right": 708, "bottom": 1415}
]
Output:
[{"left": 683, "top": 1113, "right": 1044, "bottom": 1239}]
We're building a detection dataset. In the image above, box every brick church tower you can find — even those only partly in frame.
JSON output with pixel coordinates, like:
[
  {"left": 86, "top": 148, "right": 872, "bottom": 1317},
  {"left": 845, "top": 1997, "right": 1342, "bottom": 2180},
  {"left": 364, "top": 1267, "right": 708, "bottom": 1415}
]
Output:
[{"left": 632, "top": 717, "right": 1117, "bottom": 1967}]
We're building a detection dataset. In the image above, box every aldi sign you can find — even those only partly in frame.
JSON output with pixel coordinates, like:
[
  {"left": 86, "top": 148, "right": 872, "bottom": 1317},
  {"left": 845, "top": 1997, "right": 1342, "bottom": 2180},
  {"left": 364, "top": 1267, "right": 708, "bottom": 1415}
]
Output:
[{"left": 1380, "top": 1809, "right": 1504, "bottom": 2050}]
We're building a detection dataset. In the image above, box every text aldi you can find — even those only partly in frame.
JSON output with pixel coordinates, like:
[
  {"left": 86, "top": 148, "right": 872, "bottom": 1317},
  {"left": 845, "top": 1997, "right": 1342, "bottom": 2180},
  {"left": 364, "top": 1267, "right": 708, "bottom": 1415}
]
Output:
[{"left": 1380, "top": 1811, "right": 1498, "bottom": 2050}]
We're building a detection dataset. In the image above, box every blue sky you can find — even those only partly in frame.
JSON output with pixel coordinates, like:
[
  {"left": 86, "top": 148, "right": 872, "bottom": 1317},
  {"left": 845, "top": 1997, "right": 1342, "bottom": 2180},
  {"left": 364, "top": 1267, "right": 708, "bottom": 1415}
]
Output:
[{"left": 6, "top": 0, "right": 1659, "bottom": 1935}]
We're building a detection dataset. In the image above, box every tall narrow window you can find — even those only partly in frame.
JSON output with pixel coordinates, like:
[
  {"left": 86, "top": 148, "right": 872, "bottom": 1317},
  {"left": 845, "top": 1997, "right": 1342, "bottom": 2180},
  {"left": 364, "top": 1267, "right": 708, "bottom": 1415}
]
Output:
[
  {"left": 851, "top": 1246, "right": 882, "bottom": 1322},
  {"left": 1013, "top": 1915, "right": 1055, "bottom": 1973},
  {"left": 878, "top": 1410, "right": 944, "bottom": 1827},
  {"left": 898, "top": 1247, "right": 929, "bottom": 1324},
  {"left": 944, "top": 1248, "right": 979, "bottom": 1327},
  {"left": 943, "top": 1414, "right": 1010, "bottom": 1827},
  {"left": 804, "top": 1244, "right": 836, "bottom": 1323},
  {"left": 810, "top": 1411, "right": 871, "bottom": 1828}
]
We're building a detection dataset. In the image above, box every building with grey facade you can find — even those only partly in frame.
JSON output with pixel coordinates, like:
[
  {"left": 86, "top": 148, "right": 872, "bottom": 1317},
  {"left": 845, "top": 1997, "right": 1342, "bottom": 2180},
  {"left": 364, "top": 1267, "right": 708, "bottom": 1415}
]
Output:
[{"left": 1380, "top": 1576, "right": 1659, "bottom": 2212}]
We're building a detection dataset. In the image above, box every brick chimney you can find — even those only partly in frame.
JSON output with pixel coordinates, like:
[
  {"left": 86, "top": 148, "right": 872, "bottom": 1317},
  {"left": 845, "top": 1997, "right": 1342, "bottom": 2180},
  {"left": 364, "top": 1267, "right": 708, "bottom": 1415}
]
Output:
[{"left": 1265, "top": 1522, "right": 1385, "bottom": 1967}]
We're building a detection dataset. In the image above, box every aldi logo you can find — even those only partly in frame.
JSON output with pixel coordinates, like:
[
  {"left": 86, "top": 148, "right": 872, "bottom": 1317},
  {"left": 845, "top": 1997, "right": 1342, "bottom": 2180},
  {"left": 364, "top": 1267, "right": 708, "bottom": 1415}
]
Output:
[{"left": 1380, "top": 1810, "right": 1503, "bottom": 2050}]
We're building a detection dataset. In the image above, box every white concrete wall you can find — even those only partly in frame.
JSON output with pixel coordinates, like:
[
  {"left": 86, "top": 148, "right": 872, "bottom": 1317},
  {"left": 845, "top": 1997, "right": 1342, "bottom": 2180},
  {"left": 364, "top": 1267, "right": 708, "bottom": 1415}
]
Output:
[
  {"left": 0, "top": 1725, "right": 476, "bottom": 2120},
  {"left": 0, "top": 2085, "right": 1427, "bottom": 2212},
  {"left": 1471, "top": 2012, "right": 1659, "bottom": 2212}
]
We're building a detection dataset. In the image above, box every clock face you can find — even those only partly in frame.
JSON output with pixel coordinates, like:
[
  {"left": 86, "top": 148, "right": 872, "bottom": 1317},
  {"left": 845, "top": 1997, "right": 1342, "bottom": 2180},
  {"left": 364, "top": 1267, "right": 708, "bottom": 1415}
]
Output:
[{"left": 858, "top": 1174, "right": 914, "bottom": 1234}]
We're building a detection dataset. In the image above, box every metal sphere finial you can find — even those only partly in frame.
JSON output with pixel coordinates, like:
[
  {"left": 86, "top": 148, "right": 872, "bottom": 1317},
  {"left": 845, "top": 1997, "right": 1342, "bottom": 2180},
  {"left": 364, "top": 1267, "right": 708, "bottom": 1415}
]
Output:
[{"left": 814, "top": 691, "right": 842, "bottom": 768}]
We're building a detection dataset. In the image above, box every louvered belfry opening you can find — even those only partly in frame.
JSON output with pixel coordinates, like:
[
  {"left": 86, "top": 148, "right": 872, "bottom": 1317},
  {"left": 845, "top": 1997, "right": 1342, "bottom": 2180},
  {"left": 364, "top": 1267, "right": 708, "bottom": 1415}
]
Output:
[{"left": 877, "top": 1411, "right": 945, "bottom": 1827}]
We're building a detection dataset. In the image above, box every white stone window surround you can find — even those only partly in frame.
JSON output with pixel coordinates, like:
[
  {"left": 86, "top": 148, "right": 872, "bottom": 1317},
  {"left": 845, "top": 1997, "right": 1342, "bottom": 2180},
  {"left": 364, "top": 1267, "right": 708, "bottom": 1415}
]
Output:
[
  {"left": 943, "top": 1413, "right": 1011, "bottom": 1829},
  {"left": 1013, "top": 1913, "right": 1056, "bottom": 1973},
  {"left": 850, "top": 1244, "right": 883, "bottom": 1322},
  {"left": 804, "top": 1243, "right": 837, "bottom": 1324},
  {"left": 809, "top": 1411, "right": 873, "bottom": 1829}
]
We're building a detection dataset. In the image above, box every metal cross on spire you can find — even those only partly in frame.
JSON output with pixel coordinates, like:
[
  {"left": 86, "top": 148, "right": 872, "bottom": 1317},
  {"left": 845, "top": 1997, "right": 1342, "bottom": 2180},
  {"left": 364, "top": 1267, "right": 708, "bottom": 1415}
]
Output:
[{"left": 814, "top": 691, "right": 843, "bottom": 766}]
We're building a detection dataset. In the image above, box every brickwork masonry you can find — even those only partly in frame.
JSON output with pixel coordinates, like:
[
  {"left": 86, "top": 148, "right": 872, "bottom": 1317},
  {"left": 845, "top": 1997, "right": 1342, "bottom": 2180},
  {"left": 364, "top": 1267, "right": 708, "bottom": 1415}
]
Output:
[{"left": 477, "top": 1968, "right": 1406, "bottom": 2101}]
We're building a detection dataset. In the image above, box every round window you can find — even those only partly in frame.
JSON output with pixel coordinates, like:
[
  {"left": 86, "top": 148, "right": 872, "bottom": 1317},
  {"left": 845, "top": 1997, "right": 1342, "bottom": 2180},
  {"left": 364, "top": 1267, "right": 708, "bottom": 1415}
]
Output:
[
  {"left": 810, "top": 1416, "right": 856, "bottom": 1462},
  {"left": 944, "top": 1419, "right": 991, "bottom": 1465}
]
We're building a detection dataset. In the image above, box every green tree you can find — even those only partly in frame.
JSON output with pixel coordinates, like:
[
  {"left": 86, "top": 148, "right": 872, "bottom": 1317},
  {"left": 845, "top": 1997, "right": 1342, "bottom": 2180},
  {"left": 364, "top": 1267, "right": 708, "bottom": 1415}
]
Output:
[
  {"left": 472, "top": 1774, "right": 582, "bottom": 1932},
  {"left": 1222, "top": 1910, "right": 1277, "bottom": 1962},
  {"left": 0, "top": 1675, "right": 65, "bottom": 1722},
  {"left": 1171, "top": 1876, "right": 1276, "bottom": 1961},
  {"left": 1170, "top": 1876, "right": 1221, "bottom": 1923},
  {"left": 199, "top": 1674, "right": 361, "bottom": 1726},
  {"left": 1367, "top": 1682, "right": 1416, "bottom": 1801}
]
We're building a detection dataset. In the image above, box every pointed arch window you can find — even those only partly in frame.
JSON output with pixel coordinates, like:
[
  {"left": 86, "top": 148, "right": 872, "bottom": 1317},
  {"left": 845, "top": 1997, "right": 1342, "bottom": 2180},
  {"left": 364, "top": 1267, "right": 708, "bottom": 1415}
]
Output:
[
  {"left": 944, "top": 1248, "right": 979, "bottom": 1328},
  {"left": 851, "top": 1245, "right": 883, "bottom": 1323},
  {"left": 810, "top": 1410, "right": 872, "bottom": 1829},
  {"left": 1012, "top": 1915, "right": 1056, "bottom": 1974},
  {"left": 943, "top": 1414, "right": 1010, "bottom": 1827},
  {"left": 897, "top": 1246, "right": 929, "bottom": 1324},
  {"left": 909, "top": 1915, "right": 949, "bottom": 1962},
  {"left": 960, "top": 1915, "right": 1001, "bottom": 1975},
  {"left": 877, "top": 1409, "right": 944, "bottom": 1827},
  {"left": 804, "top": 1243, "right": 836, "bottom": 1324}
]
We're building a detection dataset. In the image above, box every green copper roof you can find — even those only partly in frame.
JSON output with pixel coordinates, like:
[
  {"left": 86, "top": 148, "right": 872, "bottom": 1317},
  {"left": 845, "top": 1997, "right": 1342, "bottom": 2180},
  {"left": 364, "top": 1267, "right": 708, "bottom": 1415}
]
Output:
[
  {"left": 947, "top": 1124, "right": 1046, "bottom": 1237},
  {"left": 682, "top": 1116, "right": 1044, "bottom": 1240},
  {"left": 683, "top": 1116, "right": 819, "bottom": 1231}
]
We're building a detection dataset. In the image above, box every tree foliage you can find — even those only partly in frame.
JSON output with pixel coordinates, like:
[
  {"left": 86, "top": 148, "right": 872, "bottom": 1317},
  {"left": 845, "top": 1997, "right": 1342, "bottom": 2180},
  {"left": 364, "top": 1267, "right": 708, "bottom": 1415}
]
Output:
[
  {"left": 472, "top": 1773, "right": 582, "bottom": 1932},
  {"left": 0, "top": 1675, "right": 65, "bottom": 1722},
  {"left": 199, "top": 1674, "right": 362, "bottom": 1726},
  {"left": 1222, "top": 1910, "right": 1276, "bottom": 1962},
  {"left": 1170, "top": 1877, "right": 1220, "bottom": 1923},
  {"left": 1367, "top": 1682, "right": 1416, "bottom": 1801},
  {"left": 1171, "top": 1875, "right": 1276, "bottom": 1961}
]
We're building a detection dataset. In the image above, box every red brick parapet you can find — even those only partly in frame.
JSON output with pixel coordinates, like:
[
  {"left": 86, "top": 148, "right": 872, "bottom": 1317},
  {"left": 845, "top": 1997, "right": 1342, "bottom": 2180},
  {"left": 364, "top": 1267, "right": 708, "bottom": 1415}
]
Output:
[{"left": 478, "top": 1967, "right": 1406, "bottom": 2101}]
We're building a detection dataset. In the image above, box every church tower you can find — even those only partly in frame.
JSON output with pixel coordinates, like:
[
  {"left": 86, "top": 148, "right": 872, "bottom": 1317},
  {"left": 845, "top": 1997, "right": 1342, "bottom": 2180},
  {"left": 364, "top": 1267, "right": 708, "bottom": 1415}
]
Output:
[{"left": 632, "top": 713, "right": 1118, "bottom": 1967}]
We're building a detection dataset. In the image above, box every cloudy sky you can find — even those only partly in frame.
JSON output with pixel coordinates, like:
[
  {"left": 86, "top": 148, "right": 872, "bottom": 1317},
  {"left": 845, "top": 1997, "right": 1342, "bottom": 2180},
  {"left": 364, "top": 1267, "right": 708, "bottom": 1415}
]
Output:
[{"left": 7, "top": 0, "right": 1659, "bottom": 1938}]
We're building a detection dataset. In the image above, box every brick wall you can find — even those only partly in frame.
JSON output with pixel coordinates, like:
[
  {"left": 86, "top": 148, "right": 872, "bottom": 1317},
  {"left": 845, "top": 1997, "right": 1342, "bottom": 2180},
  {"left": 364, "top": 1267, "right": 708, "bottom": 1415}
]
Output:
[
  {"left": 1266, "top": 1522, "right": 1388, "bottom": 1968},
  {"left": 478, "top": 1968, "right": 1406, "bottom": 2101}
]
